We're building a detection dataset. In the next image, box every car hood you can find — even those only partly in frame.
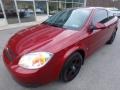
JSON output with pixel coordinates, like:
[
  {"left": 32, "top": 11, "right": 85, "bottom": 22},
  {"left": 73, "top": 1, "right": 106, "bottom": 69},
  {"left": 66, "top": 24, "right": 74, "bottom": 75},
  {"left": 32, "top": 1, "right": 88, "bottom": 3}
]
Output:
[{"left": 7, "top": 24, "right": 77, "bottom": 55}]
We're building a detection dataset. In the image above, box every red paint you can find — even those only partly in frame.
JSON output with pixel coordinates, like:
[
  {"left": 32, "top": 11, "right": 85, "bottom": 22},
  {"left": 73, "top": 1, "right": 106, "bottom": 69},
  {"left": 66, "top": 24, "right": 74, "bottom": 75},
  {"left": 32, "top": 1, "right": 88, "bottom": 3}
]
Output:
[{"left": 2, "top": 7, "right": 119, "bottom": 85}]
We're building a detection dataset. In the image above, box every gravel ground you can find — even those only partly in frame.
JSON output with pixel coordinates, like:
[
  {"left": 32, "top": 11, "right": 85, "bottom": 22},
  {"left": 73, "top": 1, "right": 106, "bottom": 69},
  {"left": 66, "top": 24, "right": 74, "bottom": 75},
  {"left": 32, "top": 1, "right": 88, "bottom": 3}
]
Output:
[{"left": 0, "top": 22, "right": 120, "bottom": 90}]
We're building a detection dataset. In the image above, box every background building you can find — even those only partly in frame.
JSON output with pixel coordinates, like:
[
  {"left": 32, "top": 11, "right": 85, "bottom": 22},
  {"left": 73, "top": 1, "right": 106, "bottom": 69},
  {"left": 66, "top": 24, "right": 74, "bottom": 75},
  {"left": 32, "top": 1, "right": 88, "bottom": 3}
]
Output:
[
  {"left": 0, "top": 0, "right": 119, "bottom": 28},
  {"left": 0, "top": 0, "right": 85, "bottom": 27},
  {"left": 87, "top": 0, "right": 120, "bottom": 9}
]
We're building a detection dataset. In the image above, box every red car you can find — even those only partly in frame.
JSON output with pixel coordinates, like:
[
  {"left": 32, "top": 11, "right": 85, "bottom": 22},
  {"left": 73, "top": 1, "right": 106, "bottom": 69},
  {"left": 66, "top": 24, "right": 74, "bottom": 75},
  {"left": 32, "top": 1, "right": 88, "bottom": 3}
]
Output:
[{"left": 3, "top": 7, "right": 118, "bottom": 86}]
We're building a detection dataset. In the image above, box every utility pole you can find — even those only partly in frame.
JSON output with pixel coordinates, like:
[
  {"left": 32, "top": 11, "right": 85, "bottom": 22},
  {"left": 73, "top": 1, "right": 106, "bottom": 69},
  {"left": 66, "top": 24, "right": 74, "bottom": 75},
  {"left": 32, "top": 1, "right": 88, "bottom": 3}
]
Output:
[
  {"left": 112, "top": 0, "right": 118, "bottom": 8},
  {"left": 112, "top": 0, "right": 115, "bottom": 8}
]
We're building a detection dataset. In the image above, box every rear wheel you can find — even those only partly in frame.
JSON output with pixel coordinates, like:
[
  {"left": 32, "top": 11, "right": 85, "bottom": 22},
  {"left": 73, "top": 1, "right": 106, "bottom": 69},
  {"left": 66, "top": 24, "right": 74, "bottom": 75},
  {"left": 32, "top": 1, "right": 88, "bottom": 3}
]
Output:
[
  {"left": 60, "top": 52, "right": 83, "bottom": 82},
  {"left": 106, "top": 30, "right": 117, "bottom": 44}
]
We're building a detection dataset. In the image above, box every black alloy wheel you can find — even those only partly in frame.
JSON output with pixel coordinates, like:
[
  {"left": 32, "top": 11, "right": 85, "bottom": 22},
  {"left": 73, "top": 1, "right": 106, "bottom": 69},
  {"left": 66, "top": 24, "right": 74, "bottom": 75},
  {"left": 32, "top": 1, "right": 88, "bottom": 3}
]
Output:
[
  {"left": 60, "top": 52, "right": 83, "bottom": 82},
  {"left": 106, "top": 30, "right": 117, "bottom": 44}
]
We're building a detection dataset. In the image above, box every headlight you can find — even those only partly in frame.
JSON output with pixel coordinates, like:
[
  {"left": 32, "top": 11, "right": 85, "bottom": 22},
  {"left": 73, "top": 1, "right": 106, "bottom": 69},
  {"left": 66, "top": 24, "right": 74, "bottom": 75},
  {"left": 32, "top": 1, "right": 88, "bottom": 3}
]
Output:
[{"left": 18, "top": 52, "right": 53, "bottom": 69}]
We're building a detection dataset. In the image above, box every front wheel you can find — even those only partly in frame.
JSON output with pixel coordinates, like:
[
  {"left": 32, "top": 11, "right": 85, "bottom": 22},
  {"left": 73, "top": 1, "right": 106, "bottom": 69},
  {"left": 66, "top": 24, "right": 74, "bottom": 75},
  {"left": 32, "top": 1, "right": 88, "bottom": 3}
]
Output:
[{"left": 60, "top": 52, "right": 83, "bottom": 82}]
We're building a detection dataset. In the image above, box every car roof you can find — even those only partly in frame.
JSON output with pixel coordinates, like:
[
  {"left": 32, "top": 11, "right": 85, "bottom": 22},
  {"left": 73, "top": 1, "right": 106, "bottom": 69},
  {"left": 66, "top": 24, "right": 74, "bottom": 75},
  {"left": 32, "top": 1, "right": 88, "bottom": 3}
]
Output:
[
  {"left": 106, "top": 7, "right": 119, "bottom": 11},
  {"left": 64, "top": 7, "right": 108, "bottom": 14},
  {"left": 69, "top": 7, "right": 107, "bottom": 11}
]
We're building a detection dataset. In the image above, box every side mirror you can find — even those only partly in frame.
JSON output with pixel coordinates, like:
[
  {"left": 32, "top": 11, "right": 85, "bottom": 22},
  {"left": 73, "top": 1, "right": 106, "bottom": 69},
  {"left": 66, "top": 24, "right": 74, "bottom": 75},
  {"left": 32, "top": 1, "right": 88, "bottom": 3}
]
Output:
[
  {"left": 88, "top": 23, "right": 106, "bottom": 33},
  {"left": 95, "top": 23, "right": 106, "bottom": 29}
]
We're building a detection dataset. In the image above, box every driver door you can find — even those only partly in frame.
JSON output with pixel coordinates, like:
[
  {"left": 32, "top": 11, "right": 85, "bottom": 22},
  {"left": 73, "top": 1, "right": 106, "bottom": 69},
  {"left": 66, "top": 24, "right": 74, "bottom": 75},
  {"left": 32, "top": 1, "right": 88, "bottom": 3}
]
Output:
[{"left": 87, "top": 9, "right": 110, "bottom": 55}]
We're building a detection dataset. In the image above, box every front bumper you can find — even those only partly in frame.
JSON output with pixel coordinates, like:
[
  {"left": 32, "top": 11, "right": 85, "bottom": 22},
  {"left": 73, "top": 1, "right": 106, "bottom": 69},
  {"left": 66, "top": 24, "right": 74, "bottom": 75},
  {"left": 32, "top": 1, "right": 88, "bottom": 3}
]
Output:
[{"left": 3, "top": 50, "right": 62, "bottom": 85}]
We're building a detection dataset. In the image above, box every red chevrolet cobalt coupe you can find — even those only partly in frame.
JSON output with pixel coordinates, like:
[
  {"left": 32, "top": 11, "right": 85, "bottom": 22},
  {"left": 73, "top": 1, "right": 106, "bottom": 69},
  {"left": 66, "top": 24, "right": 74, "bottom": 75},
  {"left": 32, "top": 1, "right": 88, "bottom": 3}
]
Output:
[{"left": 3, "top": 7, "right": 118, "bottom": 85}]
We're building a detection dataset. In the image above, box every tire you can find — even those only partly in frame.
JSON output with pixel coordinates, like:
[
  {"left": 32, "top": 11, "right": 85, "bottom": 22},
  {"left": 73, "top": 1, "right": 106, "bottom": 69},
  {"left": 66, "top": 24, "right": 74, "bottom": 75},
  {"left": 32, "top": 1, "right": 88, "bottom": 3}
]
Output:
[
  {"left": 106, "top": 30, "right": 117, "bottom": 44},
  {"left": 60, "top": 52, "right": 83, "bottom": 82}
]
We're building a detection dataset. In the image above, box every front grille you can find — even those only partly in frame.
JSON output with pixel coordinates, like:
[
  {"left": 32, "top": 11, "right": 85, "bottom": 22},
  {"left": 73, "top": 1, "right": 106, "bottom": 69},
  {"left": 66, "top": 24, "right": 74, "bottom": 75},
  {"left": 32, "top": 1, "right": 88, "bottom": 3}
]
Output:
[{"left": 4, "top": 48, "right": 16, "bottom": 62}]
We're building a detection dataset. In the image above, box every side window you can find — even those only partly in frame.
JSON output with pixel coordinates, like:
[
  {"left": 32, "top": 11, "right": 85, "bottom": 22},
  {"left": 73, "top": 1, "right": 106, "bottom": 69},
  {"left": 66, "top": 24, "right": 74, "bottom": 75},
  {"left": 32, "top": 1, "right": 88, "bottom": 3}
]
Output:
[
  {"left": 107, "top": 11, "right": 114, "bottom": 20},
  {"left": 93, "top": 9, "right": 108, "bottom": 25},
  {"left": 108, "top": 11, "right": 114, "bottom": 17}
]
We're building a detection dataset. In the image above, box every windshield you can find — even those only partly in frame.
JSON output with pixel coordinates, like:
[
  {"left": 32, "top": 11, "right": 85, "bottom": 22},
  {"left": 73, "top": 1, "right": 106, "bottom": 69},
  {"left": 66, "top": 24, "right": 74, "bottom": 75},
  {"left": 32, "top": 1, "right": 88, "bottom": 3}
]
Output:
[{"left": 43, "top": 9, "right": 91, "bottom": 30}]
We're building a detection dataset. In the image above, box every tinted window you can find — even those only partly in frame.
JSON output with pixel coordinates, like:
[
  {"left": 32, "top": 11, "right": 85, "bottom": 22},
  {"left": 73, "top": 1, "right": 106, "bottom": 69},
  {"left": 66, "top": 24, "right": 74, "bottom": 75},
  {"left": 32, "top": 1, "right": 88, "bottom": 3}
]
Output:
[
  {"left": 107, "top": 11, "right": 115, "bottom": 20},
  {"left": 93, "top": 9, "right": 108, "bottom": 25},
  {"left": 0, "top": 5, "right": 4, "bottom": 18},
  {"left": 43, "top": 9, "right": 91, "bottom": 30},
  {"left": 108, "top": 11, "right": 114, "bottom": 17}
]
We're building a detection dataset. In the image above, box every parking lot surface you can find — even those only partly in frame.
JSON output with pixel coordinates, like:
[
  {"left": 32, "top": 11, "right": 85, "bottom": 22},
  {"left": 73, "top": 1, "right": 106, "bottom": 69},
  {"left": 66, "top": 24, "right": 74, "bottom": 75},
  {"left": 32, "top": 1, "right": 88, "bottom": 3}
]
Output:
[{"left": 0, "top": 22, "right": 120, "bottom": 90}]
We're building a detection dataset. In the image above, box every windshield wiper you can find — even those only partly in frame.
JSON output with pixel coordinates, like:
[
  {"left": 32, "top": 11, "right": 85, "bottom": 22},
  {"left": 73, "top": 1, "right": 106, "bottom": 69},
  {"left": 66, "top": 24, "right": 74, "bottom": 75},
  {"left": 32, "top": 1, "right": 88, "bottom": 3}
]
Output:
[
  {"left": 42, "top": 21, "right": 50, "bottom": 24},
  {"left": 51, "top": 23, "right": 62, "bottom": 27},
  {"left": 43, "top": 21, "right": 62, "bottom": 28}
]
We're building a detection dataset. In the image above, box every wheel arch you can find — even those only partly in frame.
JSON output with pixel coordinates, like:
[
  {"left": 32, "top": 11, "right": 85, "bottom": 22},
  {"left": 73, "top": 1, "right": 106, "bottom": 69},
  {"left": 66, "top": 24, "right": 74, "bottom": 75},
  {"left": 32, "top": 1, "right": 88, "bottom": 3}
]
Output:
[
  {"left": 63, "top": 47, "right": 86, "bottom": 65},
  {"left": 59, "top": 47, "right": 86, "bottom": 81},
  {"left": 76, "top": 49, "right": 85, "bottom": 64}
]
